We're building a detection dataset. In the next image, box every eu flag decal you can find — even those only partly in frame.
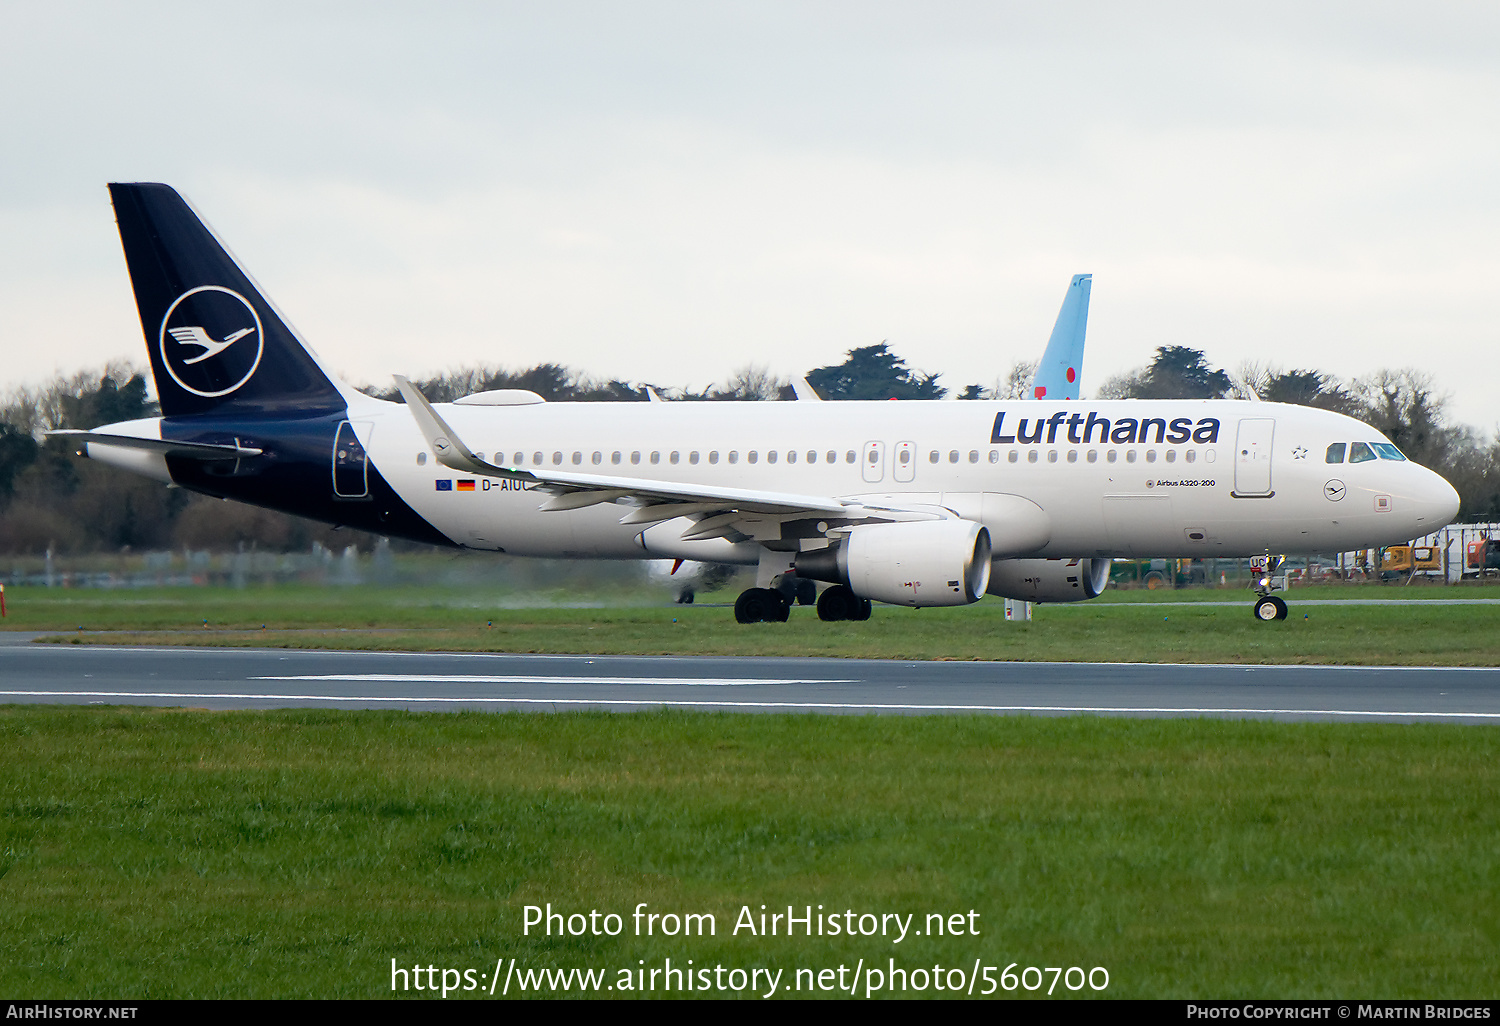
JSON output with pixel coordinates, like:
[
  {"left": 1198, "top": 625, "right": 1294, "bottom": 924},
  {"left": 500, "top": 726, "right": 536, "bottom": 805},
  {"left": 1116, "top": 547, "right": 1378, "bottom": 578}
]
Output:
[
  {"left": 457, "top": 480, "right": 476, "bottom": 492},
  {"left": 435, "top": 480, "right": 453, "bottom": 491}
]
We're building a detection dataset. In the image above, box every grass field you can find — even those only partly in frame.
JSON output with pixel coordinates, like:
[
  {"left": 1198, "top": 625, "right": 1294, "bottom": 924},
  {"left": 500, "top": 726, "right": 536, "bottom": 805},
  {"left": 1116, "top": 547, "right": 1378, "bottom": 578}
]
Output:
[
  {"left": 3, "top": 581, "right": 1499, "bottom": 664},
  {"left": 5, "top": 582, "right": 1497, "bottom": 999},
  {"left": 1, "top": 707, "right": 1497, "bottom": 999}
]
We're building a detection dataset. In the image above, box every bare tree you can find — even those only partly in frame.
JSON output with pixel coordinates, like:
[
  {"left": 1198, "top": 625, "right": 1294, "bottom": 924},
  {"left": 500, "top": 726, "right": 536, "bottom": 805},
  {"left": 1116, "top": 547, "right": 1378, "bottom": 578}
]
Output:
[
  {"left": 1351, "top": 369, "right": 1454, "bottom": 467},
  {"left": 712, "top": 364, "right": 788, "bottom": 401},
  {"left": 992, "top": 359, "right": 1038, "bottom": 400},
  {"left": 1228, "top": 360, "right": 1275, "bottom": 401},
  {"left": 1094, "top": 368, "right": 1148, "bottom": 399}
]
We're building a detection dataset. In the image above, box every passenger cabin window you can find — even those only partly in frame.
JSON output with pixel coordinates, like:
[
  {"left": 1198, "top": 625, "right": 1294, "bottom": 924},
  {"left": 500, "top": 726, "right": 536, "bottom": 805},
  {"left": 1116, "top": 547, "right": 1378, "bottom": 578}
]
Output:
[
  {"left": 552, "top": 452, "right": 563, "bottom": 465},
  {"left": 948, "top": 450, "right": 959, "bottom": 463},
  {"left": 416, "top": 452, "right": 427, "bottom": 466},
  {"left": 827, "top": 451, "right": 837, "bottom": 464},
  {"left": 989, "top": 450, "right": 999, "bottom": 464},
  {"left": 534, "top": 452, "right": 544, "bottom": 465},
  {"left": 1047, "top": 451, "right": 1058, "bottom": 463},
  {"left": 1008, "top": 451, "right": 1018, "bottom": 463},
  {"left": 592, "top": 452, "right": 602, "bottom": 465},
  {"left": 1067, "top": 450, "right": 1078, "bottom": 463},
  {"left": 709, "top": 451, "right": 719, "bottom": 464},
  {"left": 808, "top": 451, "right": 818, "bottom": 463},
  {"left": 1086, "top": 450, "right": 1097, "bottom": 463},
  {"left": 513, "top": 452, "right": 523, "bottom": 465},
  {"left": 1145, "top": 450, "right": 1157, "bottom": 463},
  {"left": 1027, "top": 451, "right": 1039, "bottom": 464},
  {"left": 631, "top": 451, "right": 641, "bottom": 465},
  {"left": 650, "top": 451, "right": 661, "bottom": 464},
  {"left": 749, "top": 451, "right": 758, "bottom": 464},
  {"left": 968, "top": 450, "right": 979, "bottom": 463},
  {"left": 845, "top": 451, "right": 856, "bottom": 463},
  {"left": 1165, "top": 450, "right": 1176, "bottom": 463},
  {"left": 611, "top": 452, "right": 622, "bottom": 465},
  {"left": 1107, "top": 450, "right": 1117, "bottom": 463},
  {"left": 728, "top": 451, "right": 739, "bottom": 464},
  {"left": 767, "top": 451, "right": 777, "bottom": 464},
  {"left": 1126, "top": 451, "right": 1137, "bottom": 463},
  {"left": 1185, "top": 450, "right": 1196, "bottom": 464},
  {"left": 688, "top": 452, "right": 699, "bottom": 465},
  {"left": 572, "top": 452, "right": 582, "bottom": 465},
  {"left": 1349, "top": 442, "right": 1376, "bottom": 463},
  {"left": 787, "top": 451, "right": 797, "bottom": 464},
  {"left": 1326, "top": 443, "right": 1346, "bottom": 464},
  {"left": 929, "top": 451, "right": 940, "bottom": 464},
  {"left": 669, "top": 451, "right": 680, "bottom": 465}
]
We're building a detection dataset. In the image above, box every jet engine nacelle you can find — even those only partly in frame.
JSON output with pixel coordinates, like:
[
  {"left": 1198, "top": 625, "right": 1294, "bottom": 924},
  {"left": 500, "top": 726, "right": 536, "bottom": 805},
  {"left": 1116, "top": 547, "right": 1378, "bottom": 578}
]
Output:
[
  {"left": 795, "top": 519, "right": 992, "bottom": 607},
  {"left": 987, "top": 557, "right": 1112, "bottom": 603}
]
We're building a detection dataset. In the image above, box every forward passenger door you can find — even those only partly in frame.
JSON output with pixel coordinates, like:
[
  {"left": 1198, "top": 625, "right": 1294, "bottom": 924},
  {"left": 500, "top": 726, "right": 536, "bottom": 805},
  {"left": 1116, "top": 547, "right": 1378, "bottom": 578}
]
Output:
[{"left": 1233, "top": 418, "right": 1275, "bottom": 497}]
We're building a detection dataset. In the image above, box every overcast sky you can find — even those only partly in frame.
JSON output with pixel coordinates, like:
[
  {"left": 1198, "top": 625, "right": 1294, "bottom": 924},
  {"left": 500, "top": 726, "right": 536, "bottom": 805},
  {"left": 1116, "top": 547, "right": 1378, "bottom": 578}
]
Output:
[{"left": 3, "top": 2, "right": 1498, "bottom": 428}]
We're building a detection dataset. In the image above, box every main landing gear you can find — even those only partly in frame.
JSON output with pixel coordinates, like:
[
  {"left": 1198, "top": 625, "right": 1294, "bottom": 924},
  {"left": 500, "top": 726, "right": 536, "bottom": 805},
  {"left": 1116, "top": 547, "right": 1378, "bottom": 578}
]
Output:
[
  {"left": 816, "top": 584, "right": 871, "bottom": 622},
  {"left": 733, "top": 580, "right": 865, "bottom": 624},
  {"left": 734, "top": 587, "right": 790, "bottom": 624},
  {"left": 1250, "top": 554, "right": 1289, "bottom": 621}
]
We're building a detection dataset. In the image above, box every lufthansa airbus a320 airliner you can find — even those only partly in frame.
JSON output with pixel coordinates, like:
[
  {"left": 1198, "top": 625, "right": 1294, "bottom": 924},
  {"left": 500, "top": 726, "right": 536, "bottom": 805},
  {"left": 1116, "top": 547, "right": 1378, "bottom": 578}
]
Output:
[{"left": 54, "top": 184, "right": 1460, "bottom": 624}]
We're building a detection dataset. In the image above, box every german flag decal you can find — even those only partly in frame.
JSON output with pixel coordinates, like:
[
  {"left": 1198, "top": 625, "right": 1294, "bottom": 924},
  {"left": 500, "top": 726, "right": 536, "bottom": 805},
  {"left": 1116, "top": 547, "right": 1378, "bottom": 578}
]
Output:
[{"left": 457, "top": 480, "right": 477, "bottom": 492}]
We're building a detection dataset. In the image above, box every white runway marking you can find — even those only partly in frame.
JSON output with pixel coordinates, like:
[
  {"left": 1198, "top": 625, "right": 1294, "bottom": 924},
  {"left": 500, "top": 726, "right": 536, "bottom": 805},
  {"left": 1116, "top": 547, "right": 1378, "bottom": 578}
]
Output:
[
  {"left": 252, "top": 674, "right": 855, "bottom": 686},
  {"left": 2, "top": 690, "right": 1498, "bottom": 719}
]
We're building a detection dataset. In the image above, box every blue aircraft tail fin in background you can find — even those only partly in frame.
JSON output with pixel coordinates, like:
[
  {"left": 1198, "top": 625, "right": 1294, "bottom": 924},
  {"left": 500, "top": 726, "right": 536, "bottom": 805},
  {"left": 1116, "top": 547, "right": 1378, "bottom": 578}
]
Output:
[{"left": 1030, "top": 273, "right": 1092, "bottom": 400}]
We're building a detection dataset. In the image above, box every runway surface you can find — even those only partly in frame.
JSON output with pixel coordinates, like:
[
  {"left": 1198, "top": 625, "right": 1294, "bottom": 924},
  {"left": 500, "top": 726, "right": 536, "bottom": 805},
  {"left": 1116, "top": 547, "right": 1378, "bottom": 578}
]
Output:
[{"left": 1, "top": 638, "right": 1498, "bottom": 722}]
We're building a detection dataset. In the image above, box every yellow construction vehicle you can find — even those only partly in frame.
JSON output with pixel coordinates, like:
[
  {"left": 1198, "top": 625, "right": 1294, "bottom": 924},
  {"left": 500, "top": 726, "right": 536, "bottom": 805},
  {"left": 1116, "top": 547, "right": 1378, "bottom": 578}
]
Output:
[{"left": 1379, "top": 544, "right": 1444, "bottom": 581}]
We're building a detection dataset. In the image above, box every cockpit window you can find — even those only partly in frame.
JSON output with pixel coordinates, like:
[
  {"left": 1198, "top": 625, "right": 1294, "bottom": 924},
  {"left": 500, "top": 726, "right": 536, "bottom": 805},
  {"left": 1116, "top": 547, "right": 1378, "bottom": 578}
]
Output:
[
  {"left": 1325, "top": 443, "right": 1346, "bottom": 464},
  {"left": 1348, "top": 442, "right": 1376, "bottom": 463},
  {"left": 1372, "top": 442, "right": 1407, "bottom": 461}
]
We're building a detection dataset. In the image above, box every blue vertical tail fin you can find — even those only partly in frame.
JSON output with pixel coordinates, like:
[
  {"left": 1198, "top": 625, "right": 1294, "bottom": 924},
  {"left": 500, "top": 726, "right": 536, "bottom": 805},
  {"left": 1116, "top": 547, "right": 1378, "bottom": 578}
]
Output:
[
  {"left": 108, "top": 182, "right": 349, "bottom": 419},
  {"left": 1030, "top": 273, "right": 1092, "bottom": 400}
]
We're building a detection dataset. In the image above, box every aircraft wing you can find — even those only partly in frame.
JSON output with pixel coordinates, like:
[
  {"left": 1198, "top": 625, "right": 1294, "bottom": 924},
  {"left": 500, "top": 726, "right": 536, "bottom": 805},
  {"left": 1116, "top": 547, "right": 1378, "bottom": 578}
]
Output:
[
  {"left": 395, "top": 376, "right": 905, "bottom": 528},
  {"left": 46, "top": 429, "right": 263, "bottom": 460}
]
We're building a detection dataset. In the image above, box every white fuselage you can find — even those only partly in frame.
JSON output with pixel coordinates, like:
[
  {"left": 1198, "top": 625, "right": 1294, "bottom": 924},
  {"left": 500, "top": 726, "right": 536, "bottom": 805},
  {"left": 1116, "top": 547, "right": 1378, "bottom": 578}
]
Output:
[{"left": 326, "top": 395, "right": 1457, "bottom": 561}]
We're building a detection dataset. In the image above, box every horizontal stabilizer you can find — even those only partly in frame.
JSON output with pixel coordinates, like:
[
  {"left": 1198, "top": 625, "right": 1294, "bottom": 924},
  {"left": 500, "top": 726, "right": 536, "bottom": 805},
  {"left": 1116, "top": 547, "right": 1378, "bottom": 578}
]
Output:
[{"left": 46, "top": 430, "right": 262, "bottom": 460}]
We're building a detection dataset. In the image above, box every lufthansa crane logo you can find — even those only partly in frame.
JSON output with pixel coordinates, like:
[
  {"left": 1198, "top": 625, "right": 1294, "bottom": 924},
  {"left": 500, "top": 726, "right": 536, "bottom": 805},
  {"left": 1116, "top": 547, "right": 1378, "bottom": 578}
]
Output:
[{"left": 158, "top": 286, "right": 264, "bottom": 398}]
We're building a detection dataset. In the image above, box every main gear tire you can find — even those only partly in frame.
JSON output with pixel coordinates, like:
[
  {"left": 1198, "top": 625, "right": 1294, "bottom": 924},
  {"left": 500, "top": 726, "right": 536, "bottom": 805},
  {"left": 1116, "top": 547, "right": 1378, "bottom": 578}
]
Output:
[
  {"left": 736, "top": 588, "right": 790, "bottom": 624},
  {"left": 817, "top": 585, "right": 853, "bottom": 622}
]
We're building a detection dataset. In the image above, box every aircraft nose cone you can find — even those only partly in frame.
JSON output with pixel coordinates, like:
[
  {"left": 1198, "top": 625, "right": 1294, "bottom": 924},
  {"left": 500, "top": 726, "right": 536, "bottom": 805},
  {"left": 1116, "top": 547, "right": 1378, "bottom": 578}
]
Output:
[{"left": 1418, "top": 470, "right": 1461, "bottom": 530}]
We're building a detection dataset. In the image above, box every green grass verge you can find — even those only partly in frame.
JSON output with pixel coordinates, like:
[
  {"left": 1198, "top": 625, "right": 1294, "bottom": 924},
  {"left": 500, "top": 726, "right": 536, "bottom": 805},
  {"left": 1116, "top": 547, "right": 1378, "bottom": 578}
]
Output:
[
  {"left": 1, "top": 707, "right": 1496, "bottom": 998},
  {"left": 4, "top": 582, "right": 1499, "bottom": 664}
]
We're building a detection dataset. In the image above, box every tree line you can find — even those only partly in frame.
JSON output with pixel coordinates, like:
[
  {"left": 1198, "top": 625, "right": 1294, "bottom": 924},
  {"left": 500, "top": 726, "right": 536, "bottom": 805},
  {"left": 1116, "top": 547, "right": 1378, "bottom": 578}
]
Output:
[{"left": 1, "top": 343, "right": 1495, "bottom": 555}]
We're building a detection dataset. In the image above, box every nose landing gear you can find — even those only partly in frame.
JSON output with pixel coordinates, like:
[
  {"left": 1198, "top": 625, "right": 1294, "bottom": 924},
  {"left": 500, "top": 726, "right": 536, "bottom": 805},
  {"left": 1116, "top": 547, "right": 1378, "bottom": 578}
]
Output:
[
  {"left": 1254, "top": 594, "right": 1288, "bottom": 621},
  {"left": 1250, "top": 554, "right": 1289, "bottom": 621}
]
